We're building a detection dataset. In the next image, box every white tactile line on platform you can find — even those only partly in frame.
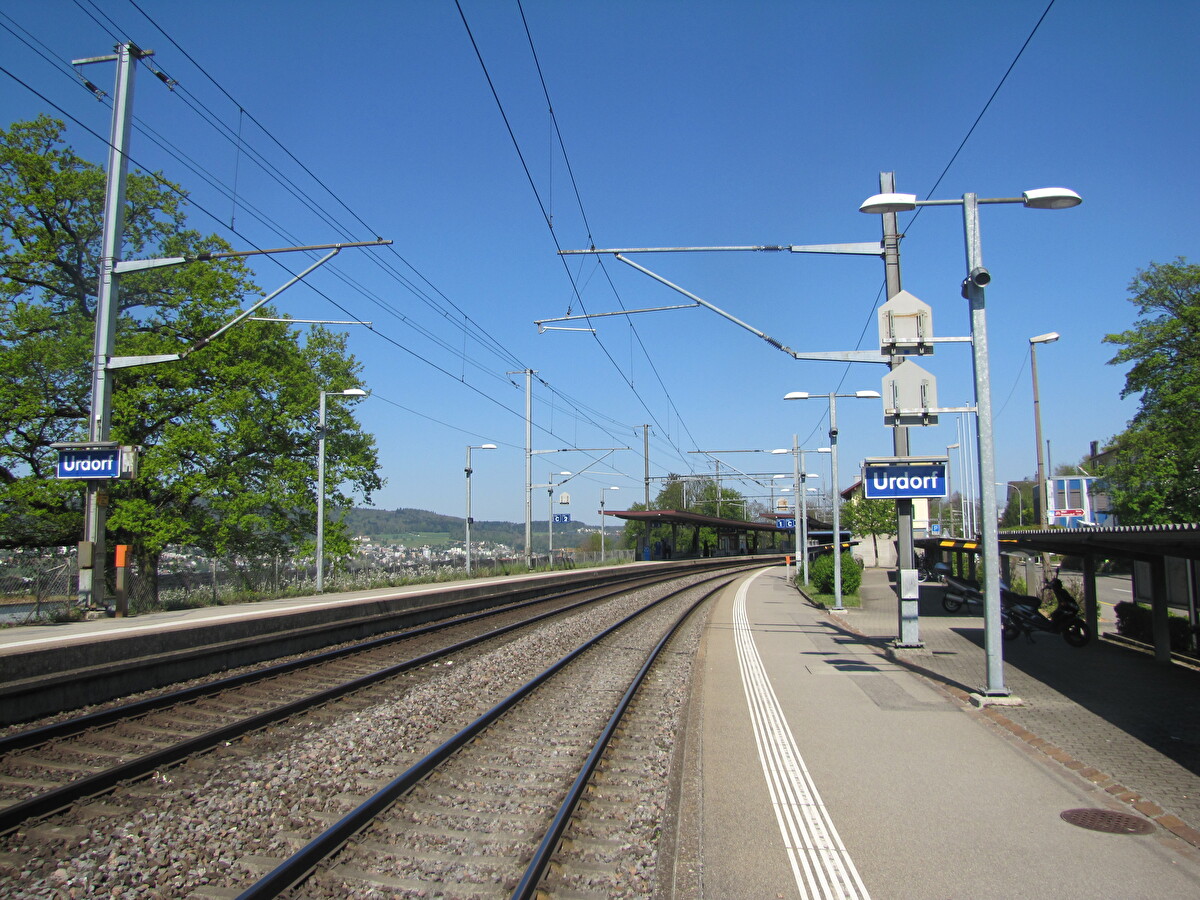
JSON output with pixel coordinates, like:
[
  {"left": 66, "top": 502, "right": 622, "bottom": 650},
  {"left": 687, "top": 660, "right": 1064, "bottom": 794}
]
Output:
[{"left": 733, "top": 570, "right": 871, "bottom": 900}]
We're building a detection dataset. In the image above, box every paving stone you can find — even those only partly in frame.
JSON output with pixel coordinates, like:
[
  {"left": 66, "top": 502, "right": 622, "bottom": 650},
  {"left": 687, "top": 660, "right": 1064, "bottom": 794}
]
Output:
[{"left": 824, "top": 567, "right": 1200, "bottom": 846}]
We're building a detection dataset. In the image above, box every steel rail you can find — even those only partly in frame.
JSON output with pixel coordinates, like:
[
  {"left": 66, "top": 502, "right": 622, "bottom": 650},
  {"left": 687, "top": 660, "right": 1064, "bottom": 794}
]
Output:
[
  {"left": 510, "top": 578, "right": 727, "bottom": 898},
  {"left": 0, "top": 566, "right": 680, "bottom": 752},
  {"left": 234, "top": 570, "right": 744, "bottom": 899},
  {"left": 0, "top": 569, "right": 707, "bottom": 834}
]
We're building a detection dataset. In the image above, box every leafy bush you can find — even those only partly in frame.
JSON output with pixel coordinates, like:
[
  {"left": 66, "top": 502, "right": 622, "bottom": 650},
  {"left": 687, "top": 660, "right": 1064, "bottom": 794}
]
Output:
[
  {"left": 808, "top": 551, "right": 862, "bottom": 595},
  {"left": 1113, "top": 601, "right": 1193, "bottom": 653}
]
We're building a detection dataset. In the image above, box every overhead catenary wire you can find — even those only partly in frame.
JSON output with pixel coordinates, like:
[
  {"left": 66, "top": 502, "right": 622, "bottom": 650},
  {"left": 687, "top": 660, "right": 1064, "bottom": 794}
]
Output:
[
  {"left": 2, "top": 6, "right": 649, "bottom": 466},
  {"left": 454, "top": 0, "right": 698, "bottom": 480}
]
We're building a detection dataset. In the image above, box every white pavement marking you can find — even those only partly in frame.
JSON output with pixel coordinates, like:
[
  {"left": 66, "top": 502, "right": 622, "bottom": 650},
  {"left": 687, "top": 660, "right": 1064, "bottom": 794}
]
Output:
[{"left": 732, "top": 570, "right": 871, "bottom": 900}]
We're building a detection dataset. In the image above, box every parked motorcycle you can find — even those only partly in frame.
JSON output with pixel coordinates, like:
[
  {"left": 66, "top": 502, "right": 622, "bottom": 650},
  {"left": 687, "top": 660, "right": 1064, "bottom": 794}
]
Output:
[
  {"left": 1001, "top": 577, "right": 1090, "bottom": 647},
  {"left": 939, "top": 565, "right": 983, "bottom": 613}
]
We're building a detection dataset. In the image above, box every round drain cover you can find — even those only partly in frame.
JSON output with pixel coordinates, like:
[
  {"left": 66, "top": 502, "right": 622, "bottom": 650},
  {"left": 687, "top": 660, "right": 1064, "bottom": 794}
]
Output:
[{"left": 1060, "top": 808, "right": 1156, "bottom": 835}]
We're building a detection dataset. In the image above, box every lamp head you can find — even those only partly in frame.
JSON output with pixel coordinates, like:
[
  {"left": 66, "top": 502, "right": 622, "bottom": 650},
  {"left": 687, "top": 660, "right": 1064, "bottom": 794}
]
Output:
[
  {"left": 1030, "top": 332, "right": 1060, "bottom": 345},
  {"left": 854, "top": 390, "right": 882, "bottom": 399},
  {"left": 1022, "top": 188, "right": 1082, "bottom": 209},
  {"left": 341, "top": 388, "right": 368, "bottom": 397},
  {"left": 816, "top": 447, "right": 832, "bottom": 454},
  {"left": 859, "top": 192, "right": 917, "bottom": 214},
  {"left": 783, "top": 391, "right": 809, "bottom": 400},
  {"left": 771, "top": 448, "right": 789, "bottom": 455}
]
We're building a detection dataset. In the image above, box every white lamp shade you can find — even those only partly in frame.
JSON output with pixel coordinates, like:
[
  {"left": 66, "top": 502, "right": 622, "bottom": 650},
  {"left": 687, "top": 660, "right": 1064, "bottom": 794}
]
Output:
[
  {"left": 1022, "top": 188, "right": 1082, "bottom": 209},
  {"left": 859, "top": 192, "right": 917, "bottom": 214}
]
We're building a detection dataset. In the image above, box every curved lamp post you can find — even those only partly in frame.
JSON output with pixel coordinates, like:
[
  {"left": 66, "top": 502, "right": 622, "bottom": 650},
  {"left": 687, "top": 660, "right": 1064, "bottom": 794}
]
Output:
[
  {"left": 465, "top": 443, "right": 497, "bottom": 576},
  {"left": 1030, "top": 331, "right": 1060, "bottom": 526},
  {"left": 859, "top": 186, "right": 1080, "bottom": 697},
  {"left": 600, "top": 486, "right": 619, "bottom": 562},
  {"left": 945, "top": 442, "right": 961, "bottom": 537},
  {"left": 784, "top": 390, "right": 880, "bottom": 610},
  {"left": 316, "top": 388, "right": 368, "bottom": 593}
]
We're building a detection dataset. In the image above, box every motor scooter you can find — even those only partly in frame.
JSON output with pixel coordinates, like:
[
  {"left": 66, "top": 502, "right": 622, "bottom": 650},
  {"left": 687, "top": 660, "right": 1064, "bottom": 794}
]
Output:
[
  {"left": 1001, "top": 578, "right": 1090, "bottom": 647},
  {"left": 938, "top": 564, "right": 982, "bottom": 613}
]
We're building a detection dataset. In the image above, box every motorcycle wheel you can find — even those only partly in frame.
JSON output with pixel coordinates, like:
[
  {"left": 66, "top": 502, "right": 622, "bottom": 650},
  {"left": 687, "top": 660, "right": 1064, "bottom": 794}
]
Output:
[
  {"left": 942, "top": 595, "right": 963, "bottom": 613},
  {"left": 917, "top": 568, "right": 929, "bottom": 583},
  {"left": 1062, "top": 619, "right": 1090, "bottom": 647},
  {"left": 1002, "top": 618, "right": 1023, "bottom": 641}
]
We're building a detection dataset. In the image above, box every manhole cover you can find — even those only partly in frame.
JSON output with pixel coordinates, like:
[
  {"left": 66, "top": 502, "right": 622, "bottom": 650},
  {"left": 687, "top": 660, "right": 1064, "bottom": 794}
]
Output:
[{"left": 1060, "top": 808, "right": 1156, "bottom": 835}]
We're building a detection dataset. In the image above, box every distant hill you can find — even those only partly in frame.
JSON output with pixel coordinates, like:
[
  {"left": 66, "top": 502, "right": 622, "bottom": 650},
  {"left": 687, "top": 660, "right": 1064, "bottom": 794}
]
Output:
[{"left": 342, "top": 507, "right": 603, "bottom": 550}]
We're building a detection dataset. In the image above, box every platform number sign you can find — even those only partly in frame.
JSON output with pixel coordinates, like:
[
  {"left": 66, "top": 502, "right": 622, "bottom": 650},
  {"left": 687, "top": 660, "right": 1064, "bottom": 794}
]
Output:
[{"left": 553, "top": 513, "right": 571, "bottom": 524}]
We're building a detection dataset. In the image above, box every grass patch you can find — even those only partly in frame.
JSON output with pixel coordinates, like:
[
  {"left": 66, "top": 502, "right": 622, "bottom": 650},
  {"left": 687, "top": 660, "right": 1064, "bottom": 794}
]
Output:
[{"left": 799, "top": 586, "right": 863, "bottom": 608}]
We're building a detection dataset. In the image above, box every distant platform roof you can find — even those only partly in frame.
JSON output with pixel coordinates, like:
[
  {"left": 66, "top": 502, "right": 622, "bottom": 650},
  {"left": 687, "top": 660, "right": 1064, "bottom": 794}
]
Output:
[{"left": 604, "top": 509, "right": 790, "bottom": 534}]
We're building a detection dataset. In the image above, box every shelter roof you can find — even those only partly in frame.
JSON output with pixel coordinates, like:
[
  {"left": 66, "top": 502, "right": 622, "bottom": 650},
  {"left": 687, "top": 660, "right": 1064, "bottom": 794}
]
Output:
[
  {"left": 919, "top": 523, "right": 1200, "bottom": 563},
  {"left": 603, "top": 509, "right": 788, "bottom": 534}
]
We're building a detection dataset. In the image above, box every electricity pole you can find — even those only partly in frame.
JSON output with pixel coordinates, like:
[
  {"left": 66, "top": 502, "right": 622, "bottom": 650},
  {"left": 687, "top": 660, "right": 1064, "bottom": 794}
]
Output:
[{"left": 75, "top": 42, "right": 147, "bottom": 609}]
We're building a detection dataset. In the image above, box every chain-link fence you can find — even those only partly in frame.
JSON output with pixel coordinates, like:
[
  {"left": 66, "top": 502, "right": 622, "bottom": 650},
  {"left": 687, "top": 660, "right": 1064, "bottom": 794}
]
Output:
[
  {"left": 0, "top": 550, "right": 78, "bottom": 625},
  {"left": 1, "top": 545, "right": 636, "bottom": 622}
]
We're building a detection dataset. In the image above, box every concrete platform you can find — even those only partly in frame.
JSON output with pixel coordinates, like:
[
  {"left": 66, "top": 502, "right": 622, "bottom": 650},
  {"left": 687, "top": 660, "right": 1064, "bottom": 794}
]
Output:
[{"left": 670, "top": 566, "right": 1200, "bottom": 898}]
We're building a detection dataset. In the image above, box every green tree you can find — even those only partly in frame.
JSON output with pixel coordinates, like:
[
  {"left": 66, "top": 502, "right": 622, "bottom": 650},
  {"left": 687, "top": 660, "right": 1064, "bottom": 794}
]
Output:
[
  {"left": 839, "top": 494, "right": 893, "bottom": 563},
  {"left": 1101, "top": 259, "right": 1200, "bottom": 523},
  {"left": 0, "top": 116, "right": 381, "bottom": 593},
  {"left": 619, "top": 477, "right": 747, "bottom": 554}
]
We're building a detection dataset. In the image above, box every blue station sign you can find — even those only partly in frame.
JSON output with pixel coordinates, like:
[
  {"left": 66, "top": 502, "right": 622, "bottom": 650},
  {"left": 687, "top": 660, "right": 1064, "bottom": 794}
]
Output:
[
  {"left": 54, "top": 444, "right": 137, "bottom": 480},
  {"left": 553, "top": 513, "right": 571, "bottom": 524},
  {"left": 862, "top": 461, "right": 948, "bottom": 500},
  {"left": 56, "top": 447, "right": 122, "bottom": 479},
  {"left": 776, "top": 518, "right": 797, "bottom": 530}
]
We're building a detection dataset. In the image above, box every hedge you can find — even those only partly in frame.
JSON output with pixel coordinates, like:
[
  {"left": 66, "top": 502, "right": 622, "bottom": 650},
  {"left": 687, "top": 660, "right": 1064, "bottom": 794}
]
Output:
[{"left": 1113, "top": 601, "right": 1194, "bottom": 653}]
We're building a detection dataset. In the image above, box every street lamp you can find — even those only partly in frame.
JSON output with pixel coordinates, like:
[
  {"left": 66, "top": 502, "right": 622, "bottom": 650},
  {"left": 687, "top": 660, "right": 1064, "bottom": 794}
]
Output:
[
  {"left": 600, "top": 486, "right": 619, "bottom": 562},
  {"left": 465, "top": 443, "right": 497, "bottom": 576},
  {"left": 1030, "top": 331, "right": 1060, "bottom": 526},
  {"left": 997, "top": 482, "right": 1024, "bottom": 527},
  {"left": 316, "top": 388, "right": 367, "bottom": 593},
  {"left": 784, "top": 390, "right": 880, "bottom": 611},
  {"left": 945, "top": 442, "right": 960, "bottom": 537},
  {"left": 772, "top": 442, "right": 831, "bottom": 587},
  {"left": 859, "top": 186, "right": 1080, "bottom": 698}
]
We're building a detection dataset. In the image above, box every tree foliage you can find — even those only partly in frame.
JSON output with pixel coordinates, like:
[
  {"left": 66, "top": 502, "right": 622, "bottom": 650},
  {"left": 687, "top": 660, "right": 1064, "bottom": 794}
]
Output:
[
  {"left": 620, "top": 477, "right": 748, "bottom": 552},
  {"left": 0, "top": 117, "right": 381, "bottom": 586},
  {"left": 1101, "top": 259, "right": 1200, "bottom": 523},
  {"left": 839, "top": 494, "right": 894, "bottom": 561}
]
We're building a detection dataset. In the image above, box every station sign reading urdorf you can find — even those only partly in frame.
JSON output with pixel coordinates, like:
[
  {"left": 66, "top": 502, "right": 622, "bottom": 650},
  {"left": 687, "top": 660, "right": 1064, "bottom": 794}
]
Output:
[
  {"left": 53, "top": 444, "right": 138, "bottom": 480},
  {"left": 862, "top": 457, "right": 949, "bottom": 500}
]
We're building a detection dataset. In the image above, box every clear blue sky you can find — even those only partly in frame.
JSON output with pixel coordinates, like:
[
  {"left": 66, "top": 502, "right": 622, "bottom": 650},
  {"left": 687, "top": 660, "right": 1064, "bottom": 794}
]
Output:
[{"left": 3, "top": 1, "right": 1195, "bottom": 525}]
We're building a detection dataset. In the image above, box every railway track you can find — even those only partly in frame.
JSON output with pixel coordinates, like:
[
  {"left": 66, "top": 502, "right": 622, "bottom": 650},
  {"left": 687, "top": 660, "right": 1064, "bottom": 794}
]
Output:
[
  {"left": 240, "top": 572, "right": 730, "bottom": 899},
  {"left": 0, "top": 568, "right": 751, "bottom": 897}
]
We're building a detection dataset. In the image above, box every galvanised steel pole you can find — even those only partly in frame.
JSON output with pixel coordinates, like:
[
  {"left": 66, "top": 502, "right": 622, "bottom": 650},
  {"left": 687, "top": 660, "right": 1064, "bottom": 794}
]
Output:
[
  {"left": 465, "top": 446, "right": 475, "bottom": 576},
  {"left": 791, "top": 435, "right": 801, "bottom": 581},
  {"left": 799, "top": 449, "right": 812, "bottom": 586},
  {"left": 962, "top": 193, "right": 1007, "bottom": 696},
  {"left": 79, "top": 43, "right": 144, "bottom": 609},
  {"left": 880, "top": 172, "right": 921, "bottom": 646},
  {"left": 1030, "top": 337, "right": 1054, "bottom": 526},
  {"left": 829, "top": 392, "right": 844, "bottom": 611},
  {"left": 316, "top": 391, "right": 329, "bottom": 593}
]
